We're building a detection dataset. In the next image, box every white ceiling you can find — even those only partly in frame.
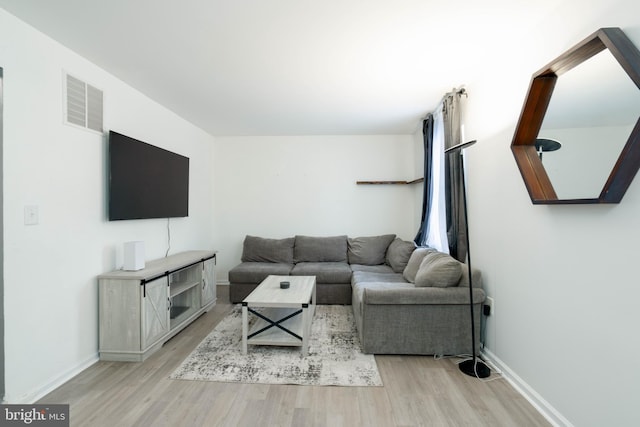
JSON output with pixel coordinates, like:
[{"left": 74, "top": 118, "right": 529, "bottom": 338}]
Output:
[{"left": 0, "top": 0, "right": 561, "bottom": 136}]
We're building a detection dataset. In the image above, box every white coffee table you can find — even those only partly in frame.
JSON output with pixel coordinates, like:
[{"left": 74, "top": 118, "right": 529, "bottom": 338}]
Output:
[{"left": 242, "top": 275, "right": 316, "bottom": 356}]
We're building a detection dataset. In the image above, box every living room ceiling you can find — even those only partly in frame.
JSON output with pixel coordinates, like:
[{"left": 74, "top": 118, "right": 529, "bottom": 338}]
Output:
[{"left": 1, "top": 0, "right": 565, "bottom": 136}]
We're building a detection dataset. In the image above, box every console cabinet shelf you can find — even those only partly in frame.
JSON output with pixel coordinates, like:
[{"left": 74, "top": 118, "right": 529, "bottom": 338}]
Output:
[{"left": 98, "top": 250, "right": 217, "bottom": 361}]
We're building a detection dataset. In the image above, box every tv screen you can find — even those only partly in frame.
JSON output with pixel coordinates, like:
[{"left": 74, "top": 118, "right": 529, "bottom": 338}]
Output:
[{"left": 108, "top": 131, "right": 189, "bottom": 221}]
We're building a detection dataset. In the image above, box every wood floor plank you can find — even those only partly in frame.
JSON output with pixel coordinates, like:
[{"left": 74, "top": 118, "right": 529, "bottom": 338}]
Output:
[
  {"left": 356, "top": 386, "right": 395, "bottom": 427},
  {"left": 38, "top": 286, "right": 551, "bottom": 427}
]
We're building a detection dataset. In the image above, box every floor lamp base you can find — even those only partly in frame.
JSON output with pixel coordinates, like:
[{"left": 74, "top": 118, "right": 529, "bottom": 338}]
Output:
[{"left": 458, "top": 358, "right": 491, "bottom": 378}]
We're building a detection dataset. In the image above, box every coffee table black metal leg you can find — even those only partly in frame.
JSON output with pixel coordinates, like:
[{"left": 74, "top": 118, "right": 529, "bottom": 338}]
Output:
[{"left": 247, "top": 308, "right": 303, "bottom": 341}]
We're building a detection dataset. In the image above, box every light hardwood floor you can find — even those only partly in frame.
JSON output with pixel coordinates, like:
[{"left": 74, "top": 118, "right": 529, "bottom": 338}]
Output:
[{"left": 40, "top": 286, "right": 551, "bottom": 426}]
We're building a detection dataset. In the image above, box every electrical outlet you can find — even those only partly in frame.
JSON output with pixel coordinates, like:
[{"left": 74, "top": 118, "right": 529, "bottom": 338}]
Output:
[{"left": 484, "top": 297, "right": 494, "bottom": 316}]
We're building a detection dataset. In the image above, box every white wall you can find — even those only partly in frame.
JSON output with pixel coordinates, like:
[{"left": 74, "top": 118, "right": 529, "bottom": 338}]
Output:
[
  {"left": 0, "top": 10, "right": 215, "bottom": 402},
  {"left": 461, "top": 1, "right": 640, "bottom": 425},
  {"left": 213, "top": 135, "right": 419, "bottom": 280}
]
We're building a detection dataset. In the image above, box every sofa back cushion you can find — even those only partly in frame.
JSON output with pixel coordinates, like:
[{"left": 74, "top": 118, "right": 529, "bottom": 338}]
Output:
[
  {"left": 386, "top": 238, "right": 416, "bottom": 273},
  {"left": 402, "top": 247, "right": 435, "bottom": 283},
  {"left": 294, "top": 235, "right": 348, "bottom": 263},
  {"left": 414, "top": 251, "right": 462, "bottom": 287},
  {"left": 348, "top": 234, "right": 396, "bottom": 265},
  {"left": 241, "top": 235, "right": 295, "bottom": 264}
]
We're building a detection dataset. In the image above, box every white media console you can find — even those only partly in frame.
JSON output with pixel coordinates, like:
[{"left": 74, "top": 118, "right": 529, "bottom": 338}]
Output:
[{"left": 98, "top": 250, "right": 217, "bottom": 361}]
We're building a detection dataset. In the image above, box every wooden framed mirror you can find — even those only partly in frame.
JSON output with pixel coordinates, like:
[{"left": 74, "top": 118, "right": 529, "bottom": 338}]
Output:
[{"left": 511, "top": 27, "right": 640, "bottom": 204}]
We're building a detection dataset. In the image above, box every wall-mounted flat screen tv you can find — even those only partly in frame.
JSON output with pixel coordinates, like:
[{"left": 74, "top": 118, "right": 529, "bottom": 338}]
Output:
[{"left": 108, "top": 131, "right": 189, "bottom": 221}]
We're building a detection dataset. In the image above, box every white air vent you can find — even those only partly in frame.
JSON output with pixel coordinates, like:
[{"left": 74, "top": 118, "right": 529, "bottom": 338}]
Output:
[{"left": 64, "top": 72, "right": 103, "bottom": 133}]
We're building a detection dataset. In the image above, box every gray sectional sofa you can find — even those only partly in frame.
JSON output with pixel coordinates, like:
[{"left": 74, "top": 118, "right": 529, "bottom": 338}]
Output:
[{"left": 228, "top": 234, "right": 485, "bottom": 355}]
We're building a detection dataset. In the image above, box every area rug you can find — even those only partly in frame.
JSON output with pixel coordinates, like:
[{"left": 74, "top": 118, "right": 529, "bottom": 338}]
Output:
[{"left": 170, "top": 304, "right": 382, "bottom": 387}]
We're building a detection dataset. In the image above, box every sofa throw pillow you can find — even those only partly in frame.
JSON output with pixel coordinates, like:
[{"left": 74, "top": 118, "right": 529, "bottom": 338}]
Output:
[
  {"left": 386, "top": 238, "right": 416, "bottom": 273},
  {"left": 294, "top": 235, "right": 348, "bottom": 263},
  {"left": 348, "top": 234, "right": 396, "bottom": 265},
  {"left": 241, "top": 235, "right": 295, "bottom": 264},
  {"left": 414, "top": 251, "right": 462, "bottom": 288},
  {"left": 402, "top": 247, "right": 435, "bottom": 283}
]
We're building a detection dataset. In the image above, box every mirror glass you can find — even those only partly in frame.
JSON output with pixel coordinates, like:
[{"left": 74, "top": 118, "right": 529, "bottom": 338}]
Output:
[{"left": 536, "top": 49, "right": 640, "bottom": 199}]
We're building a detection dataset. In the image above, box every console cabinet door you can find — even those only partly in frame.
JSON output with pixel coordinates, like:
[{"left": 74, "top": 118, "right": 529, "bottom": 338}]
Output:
[
  {"left": 141, "top": 276, "right": 170, "bottom": 349},
  {"left": 201, "top": 257, "right": 216, "bottom": 307}
]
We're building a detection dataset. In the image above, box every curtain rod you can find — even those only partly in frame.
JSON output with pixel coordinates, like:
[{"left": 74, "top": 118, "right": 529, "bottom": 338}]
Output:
[
  {"left": 439, "top": 86, "right": 467, "bottom": 106},
  {"left": 420, "top": 86, "right": 467, "bottom": 123}
]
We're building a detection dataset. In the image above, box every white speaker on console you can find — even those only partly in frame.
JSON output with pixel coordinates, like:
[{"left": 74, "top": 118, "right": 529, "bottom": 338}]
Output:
[{"left": 123, "top": 241, "right": 145, "bottom": 271}]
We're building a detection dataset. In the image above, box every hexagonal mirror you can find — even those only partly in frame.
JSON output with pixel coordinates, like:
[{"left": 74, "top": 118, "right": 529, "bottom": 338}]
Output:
[{"left": 511, "top": 28, "right": 640, "bottom": 204}]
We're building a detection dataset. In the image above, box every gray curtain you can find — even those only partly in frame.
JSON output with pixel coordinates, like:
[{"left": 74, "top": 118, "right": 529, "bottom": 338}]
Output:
[
  {"left": 443, "top": 91, "right": 467, "bottom": 262},
  {"left": 414, "top": 115, "right": 434, "bottom": 246}
]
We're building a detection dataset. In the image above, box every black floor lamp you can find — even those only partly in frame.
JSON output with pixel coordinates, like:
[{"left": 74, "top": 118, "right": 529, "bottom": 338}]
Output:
[{"left": 445, "top": 140, "right": 491, "bottom": 379}]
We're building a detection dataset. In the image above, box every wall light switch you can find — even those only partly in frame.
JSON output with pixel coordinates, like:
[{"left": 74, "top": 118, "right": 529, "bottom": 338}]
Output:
[{"left": 24, "top": 205, "right": 39, "bottom": 225}]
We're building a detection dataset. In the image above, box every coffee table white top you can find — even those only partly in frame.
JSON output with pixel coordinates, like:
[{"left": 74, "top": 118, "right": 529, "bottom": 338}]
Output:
[{"left": 243, "top": 275, "right": 315, "bottom": 307}]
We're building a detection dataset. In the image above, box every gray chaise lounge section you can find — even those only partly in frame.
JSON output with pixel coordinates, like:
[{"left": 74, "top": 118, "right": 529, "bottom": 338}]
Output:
[{"left": 351, "top": 258, "right": 484, "bottom": 355}]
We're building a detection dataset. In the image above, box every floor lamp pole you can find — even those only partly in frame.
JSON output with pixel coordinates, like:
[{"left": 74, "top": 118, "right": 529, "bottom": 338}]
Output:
[{"left": 445, "top": 140, "right": 490, "bottom": 379}]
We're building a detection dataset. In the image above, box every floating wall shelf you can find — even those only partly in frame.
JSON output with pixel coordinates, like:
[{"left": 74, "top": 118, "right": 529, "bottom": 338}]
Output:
[{"left": 356, "top": 178, "right": 424, "bottom": 185}]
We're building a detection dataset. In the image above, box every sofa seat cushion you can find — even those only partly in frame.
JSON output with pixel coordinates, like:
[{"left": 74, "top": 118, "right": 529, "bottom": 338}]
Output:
[
  {"left": 353, "top": 281, "right": 416, "bottom": 305},
  {"left": 294, "top": 235, "right": 348, "bottom": 263},
  {"left": 290, "top": 262, "right": 352, "bottom": 283},
  {"left": 228, "top": 262, "right": 293, "bottom": 284},
  {"left": 241, "top": 235, "right": 295, "bottom": 264},
  {"left": 350, "top": 264, "right": 395, "bottom": 274},
  {"left": 347, "top": 234, "right": 396, "bottom": 265},
  {"left": 352, "top": 270, "right": 406, "bottom": 285}
]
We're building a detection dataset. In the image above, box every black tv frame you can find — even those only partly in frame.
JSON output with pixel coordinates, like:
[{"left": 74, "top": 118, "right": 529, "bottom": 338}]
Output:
[{"left": 108, "top": 131, "right": 189, "bottom": 221}]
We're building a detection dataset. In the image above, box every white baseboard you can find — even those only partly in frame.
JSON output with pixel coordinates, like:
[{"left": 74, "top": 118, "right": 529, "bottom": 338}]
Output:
[
  {"left": 481, "top": 349, "right": 573, "bottom": 427},
  {"left": 217, "top": 280, "right": 230, "bottom": 286},
  {"left": 6, "top": 353, "right": 99, "bottom": 404}
]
